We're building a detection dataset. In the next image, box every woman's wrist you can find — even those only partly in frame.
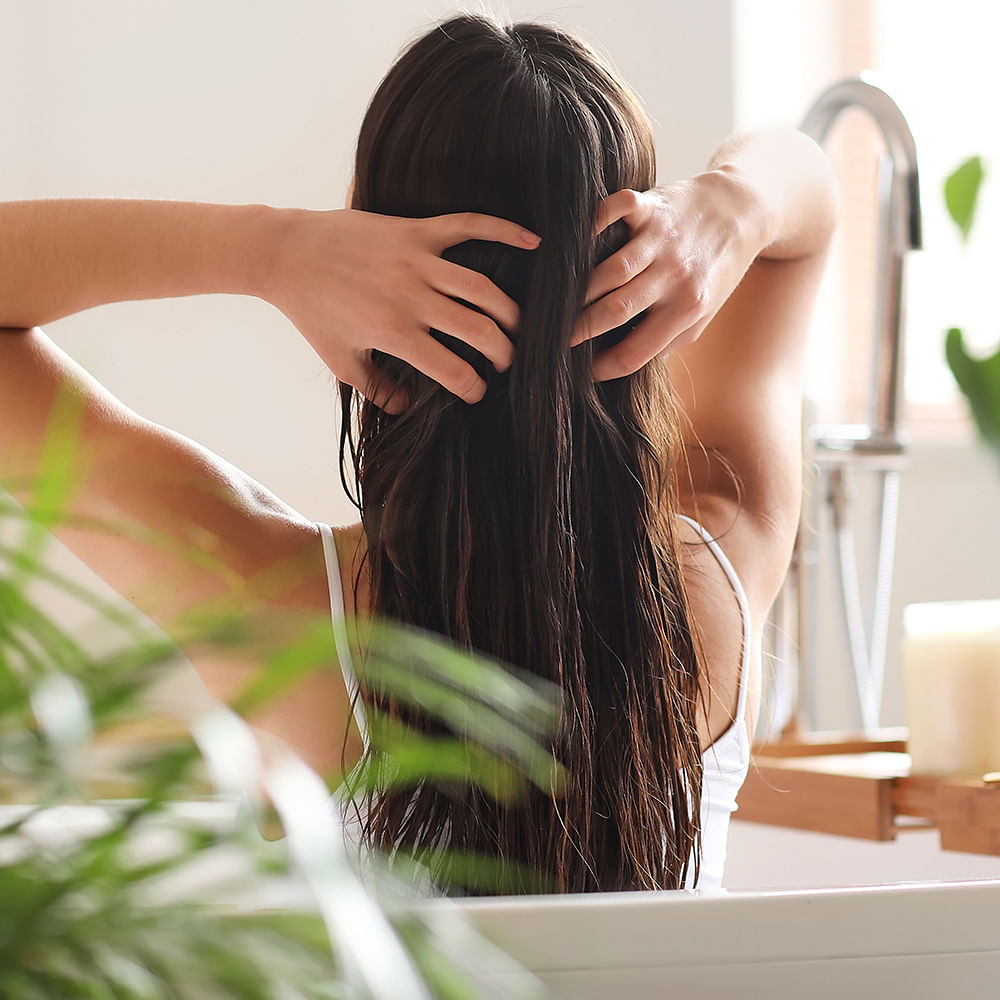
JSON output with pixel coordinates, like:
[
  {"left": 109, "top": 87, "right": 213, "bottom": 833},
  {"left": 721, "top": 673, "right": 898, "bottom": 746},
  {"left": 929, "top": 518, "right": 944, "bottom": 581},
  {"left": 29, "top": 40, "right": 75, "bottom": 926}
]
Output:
[
  {"left": 705, "top": 128, "right": 838, "bottom": 260},
  {"left": 692, "top": 166, "right": 774, "bottom": 261},
  {"left": 253, "top": 206, "right": 320, "bottom": 316}
]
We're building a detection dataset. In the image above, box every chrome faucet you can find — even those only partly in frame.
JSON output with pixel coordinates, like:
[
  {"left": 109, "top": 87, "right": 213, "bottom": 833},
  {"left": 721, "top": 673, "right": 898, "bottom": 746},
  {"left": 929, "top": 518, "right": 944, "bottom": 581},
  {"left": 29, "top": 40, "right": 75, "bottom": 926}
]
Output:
[{"left": 768, "top": 75, "right": 922, "bottom": 737}]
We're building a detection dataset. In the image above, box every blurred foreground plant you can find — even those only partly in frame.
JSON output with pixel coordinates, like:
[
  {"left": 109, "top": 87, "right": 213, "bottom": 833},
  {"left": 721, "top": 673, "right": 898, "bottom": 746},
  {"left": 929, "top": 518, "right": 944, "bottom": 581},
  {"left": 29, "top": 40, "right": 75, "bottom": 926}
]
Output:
[
  {"left": 0, "top": 450, "right": 558, "bottom": 997},
  {"left": 943, "top": 156, "right": 1000, "bottom": 466}
]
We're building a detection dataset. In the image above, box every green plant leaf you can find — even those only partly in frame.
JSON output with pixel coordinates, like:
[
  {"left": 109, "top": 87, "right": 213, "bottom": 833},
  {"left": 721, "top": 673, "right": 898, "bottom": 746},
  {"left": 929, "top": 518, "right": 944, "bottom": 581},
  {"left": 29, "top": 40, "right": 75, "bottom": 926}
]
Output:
[
  {"left": 365, "top": 621, "right": 558, "bottom": 733},
  {"left": 1, "top": 435, "right": 553, "bottom": 997},
  {"left": 944, "top": 156, "right": 985, "bottom": 243},
  {"left": 945, "top": 327, "right": 1000, "bottom": 464}
]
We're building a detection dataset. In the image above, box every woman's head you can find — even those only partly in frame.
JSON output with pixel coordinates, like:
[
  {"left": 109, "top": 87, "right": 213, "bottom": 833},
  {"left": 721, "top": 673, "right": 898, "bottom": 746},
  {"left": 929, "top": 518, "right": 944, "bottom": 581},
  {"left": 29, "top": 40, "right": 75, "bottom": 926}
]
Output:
[
  {"left": 352, "top": 16, "right": 655, "bottom": 370},
  {"left": 355, "top": 15, "right": 655, "bottom": 217},
  {"left": 340, "top": 15, "right": 703, "bottom": 894}
]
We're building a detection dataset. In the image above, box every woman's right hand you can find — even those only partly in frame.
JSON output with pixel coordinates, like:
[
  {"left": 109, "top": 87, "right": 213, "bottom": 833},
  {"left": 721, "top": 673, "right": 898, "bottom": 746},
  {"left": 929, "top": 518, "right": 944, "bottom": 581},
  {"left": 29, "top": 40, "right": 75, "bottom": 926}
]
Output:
[
  {"left": 570, "top": 172, "right": 768, "bottom": 381},
  {"left": 266, "top": 208, "right": 541, "bottom": 412},
  {"left": 573, "top": 130, "right": 837, "bottom": 382}
]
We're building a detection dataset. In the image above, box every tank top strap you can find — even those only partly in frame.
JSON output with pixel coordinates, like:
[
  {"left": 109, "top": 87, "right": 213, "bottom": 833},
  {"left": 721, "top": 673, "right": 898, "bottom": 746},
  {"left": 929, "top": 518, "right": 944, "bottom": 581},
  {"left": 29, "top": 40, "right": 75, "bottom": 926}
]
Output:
[
  {"left": 316, "top": 522, "right": 368, "bottom": 740},
  {"left": 675, "top": 514, "right": 753, "bottom": 722},
  {"left": 319, "top": 517, "right": 750, "bottom": 745}
]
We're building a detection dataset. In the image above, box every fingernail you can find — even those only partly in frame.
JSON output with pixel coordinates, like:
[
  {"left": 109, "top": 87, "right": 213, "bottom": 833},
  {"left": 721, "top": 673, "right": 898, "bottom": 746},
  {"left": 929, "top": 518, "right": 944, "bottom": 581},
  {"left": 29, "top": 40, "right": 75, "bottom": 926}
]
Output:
[{"left": 520, "top": 230, "right": 541, "bottom": 247}]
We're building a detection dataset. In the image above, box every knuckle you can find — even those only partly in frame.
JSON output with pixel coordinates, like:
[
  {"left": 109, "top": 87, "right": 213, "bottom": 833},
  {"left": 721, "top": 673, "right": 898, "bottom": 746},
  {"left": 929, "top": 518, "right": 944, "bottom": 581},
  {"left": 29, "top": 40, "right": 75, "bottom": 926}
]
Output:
[
  {"left": 378, "top": 313, "right": 406, "bottom": 346},
  {"left": 472, "top": 311, "right": 496, "bottom": 342},
  {"left": 673, "top": 257, "right": 695, "bottom": 283},
  {"left": 671, "top": 264, "right": 695, "bottom": 293},
  {"left": 457, "top": 367, "right": 483, "bottom": 402},
  {"left": 613, "top": 294, "right": 634, "bottom": 323},
  {"left": 681, "top": 280, "right": 707, "bottom": 316},
  {"left": 400, "top": 253, "right": 421, "bottom": 277},
  {"left": 462, "top": 269, "right": 488, "bottom": 302},
  {"left": 615, "top": 254, "right": 635, "bottom": 282},
  {"left": 620, "top": 188, "right": 641, "bottom": 212}
]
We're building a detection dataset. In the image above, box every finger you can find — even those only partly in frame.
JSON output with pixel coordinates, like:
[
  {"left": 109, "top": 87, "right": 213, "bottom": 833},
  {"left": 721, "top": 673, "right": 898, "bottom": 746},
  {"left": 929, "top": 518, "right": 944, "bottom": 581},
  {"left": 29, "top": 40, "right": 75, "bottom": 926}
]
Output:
[
  {"left": 427, "top": 256, "right": 521, "bottom": 333},
  {"left": 571, "top": 272, "right": 663, "bottom": 347},
  {"left": 594, "top": 189, "right": 645, "bottom": 236},
  {"left": 584, "top": 238, "right": 658, "bottom": 307},
  {"left": 590, "top": 320, "right": 673, "bottom": 382},
  {"left": 338, "top": 355, "right": 409, "bottom": 414},
  {"left": 590, "top": 309, "right": 705, "bottom": 382},
  {"left": 424, "top": 294, "right": 515, "bottom": 373},
  {"left": 671, "top": 312, "right": 715, "bottom": 351},
  {"left": 389, "top": 331, "right": 488, "bottom": 404},
  {"left": 424, "top": 212, "right": 541, "bottom": 253}
]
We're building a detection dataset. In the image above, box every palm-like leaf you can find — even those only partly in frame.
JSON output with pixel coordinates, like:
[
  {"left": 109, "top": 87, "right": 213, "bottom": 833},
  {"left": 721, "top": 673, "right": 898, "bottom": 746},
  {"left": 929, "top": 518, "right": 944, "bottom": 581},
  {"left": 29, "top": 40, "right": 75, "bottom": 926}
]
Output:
[{"left": 0, "top": 412, "right": 554, "bottom": 998}]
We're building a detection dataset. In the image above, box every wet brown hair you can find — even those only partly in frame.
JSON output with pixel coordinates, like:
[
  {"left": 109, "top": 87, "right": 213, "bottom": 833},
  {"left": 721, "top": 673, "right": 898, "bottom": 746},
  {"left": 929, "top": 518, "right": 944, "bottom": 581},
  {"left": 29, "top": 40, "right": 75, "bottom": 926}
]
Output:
[{"left": 339, "top": 14, "right": 704, "bottom": 893}]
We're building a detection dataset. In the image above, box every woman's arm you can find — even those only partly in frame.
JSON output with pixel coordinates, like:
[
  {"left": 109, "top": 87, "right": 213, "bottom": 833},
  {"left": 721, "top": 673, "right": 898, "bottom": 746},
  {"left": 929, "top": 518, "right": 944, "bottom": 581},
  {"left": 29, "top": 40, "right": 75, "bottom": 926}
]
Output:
[
  {"left": 0, "top": 198, "right": 539, "bottom": 406},
  {"left": 0, "top": 198, "right": 536, "bottom": 773},
  {"left": 0, "top": 199, "right": 270, "bottom": 328},
  {"left": 706, "top": 127, "right": 839, "bottom": 260},
  {"left": 576, "top": 128, "right": 838, "bottom": 616},
  {"left": 573, "top": 127, "right": 838, "bottom": 374}
]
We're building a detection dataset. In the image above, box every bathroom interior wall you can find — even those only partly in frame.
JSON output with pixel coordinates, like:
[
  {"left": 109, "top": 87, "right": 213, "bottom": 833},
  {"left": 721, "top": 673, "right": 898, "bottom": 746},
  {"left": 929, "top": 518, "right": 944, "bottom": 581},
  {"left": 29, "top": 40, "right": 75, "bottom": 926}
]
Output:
[
  {"left": 5, "top": 0, "right": 1000, "bottom": 888},
  {"left": 0, "top": 0, "right": 738, "bottom": 673},
  {"left": 4, "top": 0, "right": 735, "bottom": 528}
]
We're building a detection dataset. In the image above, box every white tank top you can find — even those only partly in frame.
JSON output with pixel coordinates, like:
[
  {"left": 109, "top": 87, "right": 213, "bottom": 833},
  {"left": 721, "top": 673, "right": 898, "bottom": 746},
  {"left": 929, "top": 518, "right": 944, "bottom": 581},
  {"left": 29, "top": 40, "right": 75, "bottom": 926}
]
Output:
[{"left": 316, "top": 515, "right": 752, "bottom": 891}]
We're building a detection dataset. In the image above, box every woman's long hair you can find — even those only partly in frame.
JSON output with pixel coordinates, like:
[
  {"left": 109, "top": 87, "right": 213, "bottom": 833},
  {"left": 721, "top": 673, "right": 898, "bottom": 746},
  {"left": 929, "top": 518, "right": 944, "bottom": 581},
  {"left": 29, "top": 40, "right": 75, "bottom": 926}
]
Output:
[{"left": 339, "top": 15, "right": 705, "bottom": 893}]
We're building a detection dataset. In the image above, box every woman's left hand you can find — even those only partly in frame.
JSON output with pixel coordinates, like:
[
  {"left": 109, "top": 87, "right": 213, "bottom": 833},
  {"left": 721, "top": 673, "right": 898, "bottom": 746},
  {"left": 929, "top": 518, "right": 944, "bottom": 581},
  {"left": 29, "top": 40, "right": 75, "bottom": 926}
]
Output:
[
  {"left": 571, "top": 171, "right": 768, "bottom": 381},
  {"left": 268, "top": 208, "right": 540, "bottom": 412}
]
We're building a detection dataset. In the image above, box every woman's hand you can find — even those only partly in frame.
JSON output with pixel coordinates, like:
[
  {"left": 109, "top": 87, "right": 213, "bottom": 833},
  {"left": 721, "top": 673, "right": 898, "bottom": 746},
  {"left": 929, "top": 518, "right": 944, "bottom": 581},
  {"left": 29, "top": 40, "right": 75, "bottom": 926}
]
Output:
[
  {"left": 571, "top": 171, "right": 768, "bottom": 381},
  {"left": 267, "top": 209, "right": 541, "bottom": 412}
]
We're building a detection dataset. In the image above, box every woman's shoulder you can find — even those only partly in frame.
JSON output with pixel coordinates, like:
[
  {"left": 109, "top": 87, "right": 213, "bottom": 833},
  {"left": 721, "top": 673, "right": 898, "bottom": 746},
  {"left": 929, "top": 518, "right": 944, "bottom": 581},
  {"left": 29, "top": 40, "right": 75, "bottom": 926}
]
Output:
[
  {"left": 675, "top": 444, "right": 796, "bottom": 628},
  {"left": 325, "top": 520, "right": 368, "bottom": 616},
  {"left": 331, "top": 520, "right": 365, "bottom": 552}
]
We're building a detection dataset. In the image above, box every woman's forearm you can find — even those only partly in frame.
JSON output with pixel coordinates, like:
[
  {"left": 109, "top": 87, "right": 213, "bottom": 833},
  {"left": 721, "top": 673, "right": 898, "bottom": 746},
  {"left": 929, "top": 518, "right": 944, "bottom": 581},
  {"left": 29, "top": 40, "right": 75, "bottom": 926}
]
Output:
[
  {"left": 0, "top": 199, "right": 279, "bottom": 328},
  {"left": 705, "top": 127, "right": 839, "bottom": 260},
  {"left": 0, "top": 197, "right": 538, "bottom": 406}
]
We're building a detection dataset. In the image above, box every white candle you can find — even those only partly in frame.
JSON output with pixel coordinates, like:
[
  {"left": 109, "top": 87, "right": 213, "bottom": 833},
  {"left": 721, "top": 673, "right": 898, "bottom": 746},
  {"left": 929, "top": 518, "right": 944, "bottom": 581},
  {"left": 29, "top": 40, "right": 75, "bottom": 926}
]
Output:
[{"left": 903, "top": 600, "right": 1000, "bottom": 776}]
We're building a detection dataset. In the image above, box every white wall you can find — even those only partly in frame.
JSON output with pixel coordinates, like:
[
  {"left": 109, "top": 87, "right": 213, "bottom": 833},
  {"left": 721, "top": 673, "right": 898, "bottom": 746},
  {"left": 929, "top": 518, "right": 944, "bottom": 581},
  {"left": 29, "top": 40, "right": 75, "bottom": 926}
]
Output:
[{"left": 3, "top": 0, "right": 736, "bottom": 524}]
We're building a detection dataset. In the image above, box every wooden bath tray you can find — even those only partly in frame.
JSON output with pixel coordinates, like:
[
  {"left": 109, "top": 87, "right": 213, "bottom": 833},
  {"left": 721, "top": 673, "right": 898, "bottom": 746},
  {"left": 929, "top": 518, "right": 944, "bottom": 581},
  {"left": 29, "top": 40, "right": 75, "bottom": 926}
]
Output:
[{"left": 738, "top": 728, "right": 1000, "bottom": 856}]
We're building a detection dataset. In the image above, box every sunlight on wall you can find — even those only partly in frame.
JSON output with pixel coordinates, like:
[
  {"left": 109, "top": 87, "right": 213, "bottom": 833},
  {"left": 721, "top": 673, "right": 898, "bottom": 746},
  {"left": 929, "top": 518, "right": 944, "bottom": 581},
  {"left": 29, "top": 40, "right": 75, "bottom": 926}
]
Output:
[
  {"left": 735, "top": 0, "right": 1000, "bottom": 414},
  {"left": 875, "top": 0, "right": 1000, "bottom": 405}
]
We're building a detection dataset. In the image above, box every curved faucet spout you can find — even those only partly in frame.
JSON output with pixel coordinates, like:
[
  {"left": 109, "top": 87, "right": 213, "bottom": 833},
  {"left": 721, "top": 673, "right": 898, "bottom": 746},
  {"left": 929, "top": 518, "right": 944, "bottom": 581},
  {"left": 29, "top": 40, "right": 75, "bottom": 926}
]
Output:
[
  {"left": 801, "top": 73, "right": 922, "bottom": 252},
  {"left": 801, "top": 72, "right": 922, "bottom": 448},
  {"left": 778, "top": 76, "right": 923, "bottom": 737}
]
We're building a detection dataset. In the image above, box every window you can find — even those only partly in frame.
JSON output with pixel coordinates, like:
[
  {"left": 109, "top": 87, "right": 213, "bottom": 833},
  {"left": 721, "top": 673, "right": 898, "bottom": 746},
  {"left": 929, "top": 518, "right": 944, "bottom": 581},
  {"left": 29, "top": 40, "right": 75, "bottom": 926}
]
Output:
[
  {"left": 734, "top": 0, "right": 1000, "bottom": 436},
  {"left": 874, "top": 0, "right": 1000, "bottom": 417}
]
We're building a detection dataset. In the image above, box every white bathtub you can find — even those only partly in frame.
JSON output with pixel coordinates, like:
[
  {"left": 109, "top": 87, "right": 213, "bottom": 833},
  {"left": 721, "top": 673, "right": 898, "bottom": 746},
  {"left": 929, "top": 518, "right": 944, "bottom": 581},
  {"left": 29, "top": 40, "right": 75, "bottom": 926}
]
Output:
[
  {"left": 7, "top": 803, "right": 999, "bottom": 997},
  {"left": 451, "top": 878, "right": 1000, "bottom": 998}
]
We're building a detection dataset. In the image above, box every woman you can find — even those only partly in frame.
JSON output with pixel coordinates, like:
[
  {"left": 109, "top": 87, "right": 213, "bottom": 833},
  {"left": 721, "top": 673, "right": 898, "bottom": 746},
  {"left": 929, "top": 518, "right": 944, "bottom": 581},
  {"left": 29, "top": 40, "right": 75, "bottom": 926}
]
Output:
[{"left": 0, "top": 15, "right": 837, "bottom": 892}]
